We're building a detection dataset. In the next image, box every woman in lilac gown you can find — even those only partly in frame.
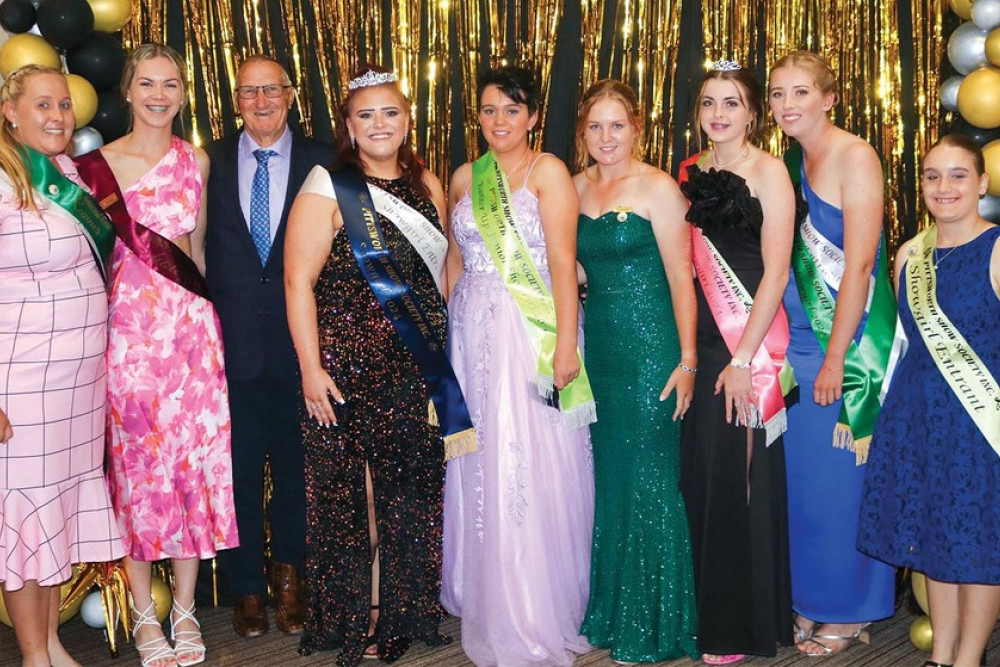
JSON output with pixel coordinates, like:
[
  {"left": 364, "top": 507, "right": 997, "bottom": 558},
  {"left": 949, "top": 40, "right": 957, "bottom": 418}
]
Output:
[{"left": 440, "top": 65, "right": 595, "bottom": 667}]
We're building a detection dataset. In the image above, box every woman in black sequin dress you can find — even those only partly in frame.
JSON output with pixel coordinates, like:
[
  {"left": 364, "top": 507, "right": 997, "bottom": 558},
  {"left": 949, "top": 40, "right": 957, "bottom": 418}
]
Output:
[{"left": 284, "top": 66, "right": 451, "bottom": 667}]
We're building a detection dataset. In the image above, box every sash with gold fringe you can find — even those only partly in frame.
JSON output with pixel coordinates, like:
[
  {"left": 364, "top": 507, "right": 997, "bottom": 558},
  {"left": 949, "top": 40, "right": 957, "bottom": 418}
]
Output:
[
  {"left": 784, "top": 145, "right": 897, "bottom": 464},
  {"left": 469, "top": 151, "right": 596, "bottom": 428},
  {"left": 906, "top": 225, "right": 1000, "bottom": 457},
  {"left": 330, "top": 166, "right": 476, "bottom": 460}
]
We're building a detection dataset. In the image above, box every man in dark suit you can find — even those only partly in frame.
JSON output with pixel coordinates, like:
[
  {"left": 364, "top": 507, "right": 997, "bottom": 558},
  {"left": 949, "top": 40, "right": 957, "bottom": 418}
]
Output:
[{"left": 205, "top": 55, "right": 330, "bottom": 638}]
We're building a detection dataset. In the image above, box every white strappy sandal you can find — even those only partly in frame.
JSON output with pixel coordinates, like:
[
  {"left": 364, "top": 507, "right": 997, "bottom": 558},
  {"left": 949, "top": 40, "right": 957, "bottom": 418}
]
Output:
[
  {"left": 170, "top": 599, "right": 206, "bottom": 667},
  {"left": 131, "top": 600, "right": 176, "bottom": 667}
]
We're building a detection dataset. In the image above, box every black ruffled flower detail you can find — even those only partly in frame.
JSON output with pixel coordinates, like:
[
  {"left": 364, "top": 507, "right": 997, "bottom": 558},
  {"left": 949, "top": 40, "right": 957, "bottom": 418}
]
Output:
[{"left": 680, "top": 164, "right": 764, "bottom": 238}]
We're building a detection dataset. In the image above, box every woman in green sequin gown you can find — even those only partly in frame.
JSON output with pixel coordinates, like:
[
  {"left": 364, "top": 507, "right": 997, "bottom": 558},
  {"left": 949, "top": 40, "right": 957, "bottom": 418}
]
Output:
[{"left": 574, "top": 80, "right": 699, "bottom": 663}]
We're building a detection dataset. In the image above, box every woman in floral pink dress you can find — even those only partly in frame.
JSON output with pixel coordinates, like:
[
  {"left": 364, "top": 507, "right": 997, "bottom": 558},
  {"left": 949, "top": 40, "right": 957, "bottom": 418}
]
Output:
[{"left": 76, "top": 44, "right": 237, "bottom": 667}]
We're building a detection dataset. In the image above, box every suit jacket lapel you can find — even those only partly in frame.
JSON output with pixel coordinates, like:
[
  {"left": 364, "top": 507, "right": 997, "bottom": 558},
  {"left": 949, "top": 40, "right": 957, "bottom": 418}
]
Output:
[{"left": 222, "top": 133, "right": 260, "bottom": 261}]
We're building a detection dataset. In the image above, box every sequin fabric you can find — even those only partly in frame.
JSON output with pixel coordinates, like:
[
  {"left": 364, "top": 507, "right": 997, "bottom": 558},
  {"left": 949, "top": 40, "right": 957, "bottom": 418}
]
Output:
[
  {"left": 299, "top": 175, "right": 450, "bottom": 666},
  {"left": 576, "top": 210, "right": 699, "bottom": 662}
]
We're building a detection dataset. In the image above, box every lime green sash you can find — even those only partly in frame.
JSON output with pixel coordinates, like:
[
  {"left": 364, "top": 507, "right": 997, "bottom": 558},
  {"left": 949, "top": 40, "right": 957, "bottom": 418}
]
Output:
[
  {"left": 469, "top": 152, "right": 596, "bottom": 427},
  {"left": 23, "top": 146, "right": 114, "bottom": 281},
  {"left": 906, "top": 226, "right": 1000, "bottom": 456},
  {"left": 785, "top": 149, "right": 896, "bottom": 464}
]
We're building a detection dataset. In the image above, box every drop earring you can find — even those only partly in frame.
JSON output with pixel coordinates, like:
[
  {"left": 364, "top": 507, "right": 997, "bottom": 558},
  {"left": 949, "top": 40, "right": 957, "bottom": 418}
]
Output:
[{"left": 350, "top": 135, "right": 356, "bottom": 150}]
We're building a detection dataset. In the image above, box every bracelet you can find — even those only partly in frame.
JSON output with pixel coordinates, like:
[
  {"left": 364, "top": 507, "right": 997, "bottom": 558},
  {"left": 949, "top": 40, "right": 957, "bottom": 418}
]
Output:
[
  {"left": 729, "top": 357, "right": 751, "bottom": 370},
  {"left": 677, "top": 363, "right": 698, "bottom": 373}
]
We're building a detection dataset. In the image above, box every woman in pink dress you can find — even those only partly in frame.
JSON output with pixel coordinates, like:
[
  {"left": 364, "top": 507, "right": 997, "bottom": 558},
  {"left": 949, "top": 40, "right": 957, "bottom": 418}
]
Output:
[
  {"left": 0, "top": 65, "right": 124, "bottom": 667},
  {"left": 76, "top": 44, "right": 238, "bottom": 667}
]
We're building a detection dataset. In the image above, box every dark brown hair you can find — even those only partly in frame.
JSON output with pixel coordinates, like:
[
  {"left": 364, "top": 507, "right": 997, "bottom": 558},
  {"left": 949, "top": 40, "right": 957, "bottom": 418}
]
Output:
[
  {"left": 926, "top": 133, "right": 986, "bottom": 176},
  {"left": 692, "top": 65, "right": 767, "bottom": 149}
]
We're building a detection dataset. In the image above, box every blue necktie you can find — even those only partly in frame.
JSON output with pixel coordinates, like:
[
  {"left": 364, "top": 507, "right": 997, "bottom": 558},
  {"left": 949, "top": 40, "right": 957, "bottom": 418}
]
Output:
[{"left": 250, "top": 148, "right": 277, "bottom": 264}]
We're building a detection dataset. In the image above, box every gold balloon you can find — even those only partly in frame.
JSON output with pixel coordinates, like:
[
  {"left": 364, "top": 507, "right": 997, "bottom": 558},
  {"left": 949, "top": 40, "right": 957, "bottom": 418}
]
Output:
[
  {"left": 912, "top": 571, "right": 930, "bottom": 615},
  {"left": 65, "top": 74, "right": 98, "bottom": 129},
  {"left": 958, "top": 67, "right": 1000, "bottom": 129},
  {"left": 149, "top": 575, "right": 172, "bottom": 624},
  {"left": 983, "top": 140, "right": 1000, "bottom": 197},
  {"left": 88, "top": 0, "right": 133, "bottom": 33},
  {"left": 910, "top": 614, "right": 934, "bottom": 651},
  {"left": 0, "top": 568, "right": 85, "bottom": 627},
  {"left": 952, "top": 0, "right": 975, "bottom": 19},
  {"left": 0, "top": 34, "right": 61, "bottom": 78},
  {"left": 988, "top": 29, "right": 1000, "bottom": 67}
]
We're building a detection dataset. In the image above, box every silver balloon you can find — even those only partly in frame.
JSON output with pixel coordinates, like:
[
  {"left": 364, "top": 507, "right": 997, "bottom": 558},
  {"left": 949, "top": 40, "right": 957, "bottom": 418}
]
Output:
[
  {"left": 940, "top": 75, "right": 965, "bottom": 111},
  {"left": 973, "top": 0, "right": 1000, "bottom": 30},
  {"left": 948, "top": 21, "right": 990, "bottom": 74},
  {"left": 71, "top": 127, "right": 103, "bottom": 156},
  {"left": 979, "top": 194, "right": 1000, "bottom": 222},
  {"left": 28, "top": 23, "right": 40, "bottom": 36}
]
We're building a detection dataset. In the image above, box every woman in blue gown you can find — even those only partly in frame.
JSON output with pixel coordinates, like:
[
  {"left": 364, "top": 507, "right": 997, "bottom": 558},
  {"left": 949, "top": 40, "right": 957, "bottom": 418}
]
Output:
[
  {"left": 858, "top": 134, "right": 1000, "bottom": 667},
  {"left": 768, "top": 51, "right": 896, "bottom": 655}
]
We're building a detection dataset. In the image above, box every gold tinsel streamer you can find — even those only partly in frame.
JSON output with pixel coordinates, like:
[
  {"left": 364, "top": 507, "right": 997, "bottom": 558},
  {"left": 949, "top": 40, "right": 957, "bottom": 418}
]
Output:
[
  {"left": 911, "top": 0, "right": 947, "bottom": 232},
  {"left": 454, "top": 0, "right": 483, "bottom": 157},
  {"left": 606, "top": 0, "right": 683, "bottom": 168}
]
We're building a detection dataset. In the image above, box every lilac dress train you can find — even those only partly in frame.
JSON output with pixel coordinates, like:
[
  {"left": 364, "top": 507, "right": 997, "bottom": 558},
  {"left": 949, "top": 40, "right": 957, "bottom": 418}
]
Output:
[{"left": 441, "top": 180, "right": 594, "bottom": 667}]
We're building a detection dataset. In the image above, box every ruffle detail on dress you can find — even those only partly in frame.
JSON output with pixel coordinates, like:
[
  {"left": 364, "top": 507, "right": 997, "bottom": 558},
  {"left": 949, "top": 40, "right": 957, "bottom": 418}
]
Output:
[
  {"left": 680, "top": 165, "right": 764, "bottom": 238},
  {"left": 0, "top": 470, "right": 123, "bottom": 591}
]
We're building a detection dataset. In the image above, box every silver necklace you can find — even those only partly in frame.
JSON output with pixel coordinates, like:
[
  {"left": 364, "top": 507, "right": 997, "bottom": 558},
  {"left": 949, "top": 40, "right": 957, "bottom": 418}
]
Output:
[
  {"left": 933, "top": 245, "right": 959, "bottom": 269},
  {"left": 712, "top": 144, "right": 749, "bottom": 170}
]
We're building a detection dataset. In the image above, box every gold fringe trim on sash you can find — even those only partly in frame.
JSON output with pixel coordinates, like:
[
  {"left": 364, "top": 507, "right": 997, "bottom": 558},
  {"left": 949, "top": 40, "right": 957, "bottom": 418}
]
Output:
[
  {"left": 832, "top": 422, "right": 869, "bottom": 466},
  {"left": 428, "top": 400, "right": 439, "bottom": 427},
  {"left": 444, "top": 428, "right": 478, "bottom": 461}
]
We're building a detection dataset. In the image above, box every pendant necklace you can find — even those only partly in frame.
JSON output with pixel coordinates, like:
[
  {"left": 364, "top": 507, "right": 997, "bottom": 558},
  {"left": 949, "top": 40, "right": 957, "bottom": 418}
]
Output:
[{"left": 933, "top": 245, "right": 959, "bottom": 270}]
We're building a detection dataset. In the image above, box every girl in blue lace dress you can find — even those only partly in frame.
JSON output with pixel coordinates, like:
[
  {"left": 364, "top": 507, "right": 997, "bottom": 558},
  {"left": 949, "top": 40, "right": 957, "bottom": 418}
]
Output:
[{"left": 858, "top": 134, "right": 1000, "bottom": 667}]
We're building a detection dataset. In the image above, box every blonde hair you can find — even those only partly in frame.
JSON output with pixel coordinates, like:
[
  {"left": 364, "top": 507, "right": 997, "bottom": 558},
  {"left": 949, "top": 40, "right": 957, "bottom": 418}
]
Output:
[
  {"left": 0, "top": 65, "right": 67, "bottom": 210},
  {"left": 120, "top": 43, "right": 188, "bottom": 133},
  {"left": 771, "top": 50, "right": 839, "bottom": 100},
  {"left": 574, "top": 79, "right": 644, "bottom": 172}
]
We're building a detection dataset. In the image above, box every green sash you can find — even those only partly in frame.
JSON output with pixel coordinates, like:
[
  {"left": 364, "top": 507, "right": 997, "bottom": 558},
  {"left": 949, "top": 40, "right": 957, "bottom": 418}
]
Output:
[
  {"left": 469, "top": 152, "right": 596, "bottom": 427},
  {"left": 785, "top": 149, "right": 897, "bottom": 464},
  {"left": 906, "top": 226, "right": 1000, "bottom": 456},
  {"left": 23, "top": 146, "right": 114, "bottom": 281}
]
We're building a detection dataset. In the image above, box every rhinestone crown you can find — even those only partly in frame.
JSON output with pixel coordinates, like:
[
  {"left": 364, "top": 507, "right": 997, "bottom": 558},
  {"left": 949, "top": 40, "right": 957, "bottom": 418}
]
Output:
[
  {"left": 711, "top": 59, "right": 742, "bottom": 72},
  {"left": 348, "top": 70, "right": 399, "bottom": 91}
]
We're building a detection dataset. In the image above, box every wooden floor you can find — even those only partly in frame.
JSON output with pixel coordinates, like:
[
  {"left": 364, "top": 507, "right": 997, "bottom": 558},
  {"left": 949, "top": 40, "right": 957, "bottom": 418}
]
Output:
[{"left": 1, "top": 605, "right": 998, "bottom": 667}]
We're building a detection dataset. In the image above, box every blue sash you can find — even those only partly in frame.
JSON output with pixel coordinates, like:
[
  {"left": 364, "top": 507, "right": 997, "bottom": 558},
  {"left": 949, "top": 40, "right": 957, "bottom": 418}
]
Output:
[{"left": 330, "top": 167, "right": 476, "bottom": 458}]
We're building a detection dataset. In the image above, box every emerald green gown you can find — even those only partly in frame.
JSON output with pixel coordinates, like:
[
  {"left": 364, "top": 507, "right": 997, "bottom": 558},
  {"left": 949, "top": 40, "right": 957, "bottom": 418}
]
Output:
[{"left": 577, "top": 210, "right": 699, "bottom": 662}]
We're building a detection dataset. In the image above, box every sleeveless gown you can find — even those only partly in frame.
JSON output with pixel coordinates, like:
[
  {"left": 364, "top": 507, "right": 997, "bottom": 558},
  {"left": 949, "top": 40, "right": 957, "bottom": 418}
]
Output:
[
  {"left": 783, "top": 173, "right": 895, "bottom": 622},
  {"left": 575, "top": 210, "right": 698, "bottom": 662},
  {"left": 678, "top": 160, "right": 793, "bottom": 657},
  {"left": 0, "top": 155, "right": 123, "bottom": 590},
  {"left": 296, "top": 171, "right": 449, "bottom": 667},
  {"left": 858, "top": 226, "right": 1000, "bottom": 584},
  {"left": 441, "top": 177, "right": 594, "bottom": 667},
  {"left": 104, "top": 137, "right": 238, "bottom": 561}
]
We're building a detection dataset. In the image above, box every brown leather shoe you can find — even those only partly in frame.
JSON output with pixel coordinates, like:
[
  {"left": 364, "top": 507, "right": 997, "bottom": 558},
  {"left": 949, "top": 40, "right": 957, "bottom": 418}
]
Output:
[
  {"left": 232, "top": 594, "right": 269, "bottom": 638},
  {"left": 271, "top": 562, "right": 306, "bottom": 635}
]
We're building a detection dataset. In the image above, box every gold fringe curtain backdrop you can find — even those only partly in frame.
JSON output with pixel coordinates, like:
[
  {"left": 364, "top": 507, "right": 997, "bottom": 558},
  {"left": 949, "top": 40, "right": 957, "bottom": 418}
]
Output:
[
  {"left": 455, "top": 0, "right": 565, "bottom": 156},
  {"left": 122, "top": 0, "right": 945, "bottom": 233}
]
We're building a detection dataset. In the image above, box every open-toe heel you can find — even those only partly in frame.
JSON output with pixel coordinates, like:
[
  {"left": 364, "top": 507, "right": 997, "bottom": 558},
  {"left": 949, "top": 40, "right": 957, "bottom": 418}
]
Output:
[
  {"left": 131, "top": 600, "right": 176, "bottom": 667},
  {"left": 170, "top": 600, "right": 205, "bottom": 667},
  {"left": 362, "top": 604, "right": 380, "bottom": 660}
]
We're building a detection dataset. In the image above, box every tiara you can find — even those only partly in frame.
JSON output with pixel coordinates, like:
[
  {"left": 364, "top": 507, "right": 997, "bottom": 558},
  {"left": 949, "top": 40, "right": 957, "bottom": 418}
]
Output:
[
  {"left": 348, "top": 70, "right": 399, "bottom": 91},
  {"left": 711, "top": 59, "right": 742, "bottom": 72}
]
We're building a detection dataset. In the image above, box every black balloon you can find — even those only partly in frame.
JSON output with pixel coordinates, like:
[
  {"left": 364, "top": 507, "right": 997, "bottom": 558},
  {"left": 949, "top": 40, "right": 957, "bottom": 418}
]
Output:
[
  {"left": 67, "top": 33, "right": 126, "bottom": 91},
  {"left": 946, "top": 117, "right": 1000, "bottom": 146},
  {"left": 0, "top": 0, "right": 36, "bottom": 33},
  {"left": 36, "top": 0, "right": 93, "bottom": 51},
  {"left": 89, "top": 90, "right": 128, "bottom": 143}
]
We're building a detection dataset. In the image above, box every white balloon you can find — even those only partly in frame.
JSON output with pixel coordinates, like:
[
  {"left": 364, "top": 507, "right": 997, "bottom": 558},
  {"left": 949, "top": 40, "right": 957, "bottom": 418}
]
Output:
[
  {"left": 949, "top": 21, "right": 990, "bottom": 74},
  {"left": 71, "top": 126, "right": 104, "bottom": 155},
  {"left": 973, "top": 0, "right": 1000, "bottom": 30},
  {"left": 27, "top": 23, "right": 40, "bottom": 36},
  {"left": 80, "top": 591, "right": 106, "bottom": 629},
  {"left": 940, "top": 74, "right": 965, "bottom": 111}
]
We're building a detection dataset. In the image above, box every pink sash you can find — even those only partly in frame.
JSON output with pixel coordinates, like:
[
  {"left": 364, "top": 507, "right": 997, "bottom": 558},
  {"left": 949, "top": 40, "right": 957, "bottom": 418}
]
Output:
[{"left": 691, "top": 225, "right": 791, "bottom": 444}]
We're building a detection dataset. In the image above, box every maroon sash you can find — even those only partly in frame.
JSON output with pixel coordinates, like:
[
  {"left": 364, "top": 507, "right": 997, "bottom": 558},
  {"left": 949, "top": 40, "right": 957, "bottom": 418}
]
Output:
[{"left": 73, "top": 150, "right": 211, "bottom": 301}]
